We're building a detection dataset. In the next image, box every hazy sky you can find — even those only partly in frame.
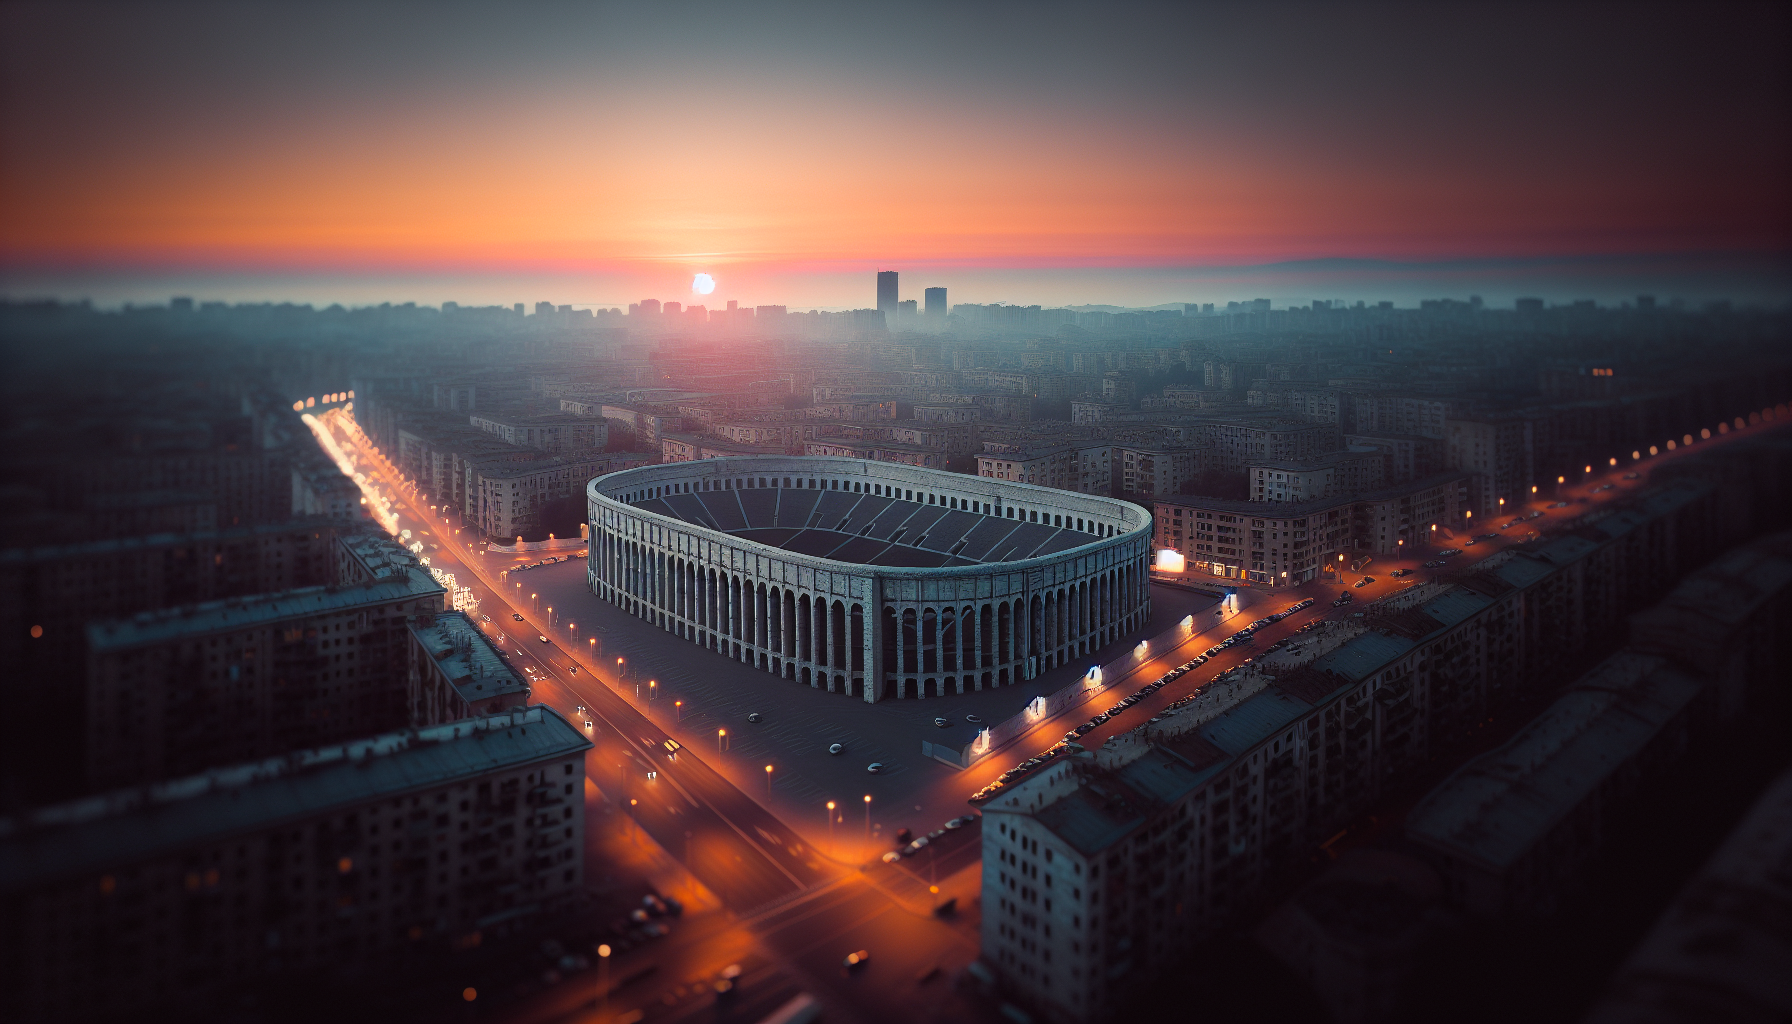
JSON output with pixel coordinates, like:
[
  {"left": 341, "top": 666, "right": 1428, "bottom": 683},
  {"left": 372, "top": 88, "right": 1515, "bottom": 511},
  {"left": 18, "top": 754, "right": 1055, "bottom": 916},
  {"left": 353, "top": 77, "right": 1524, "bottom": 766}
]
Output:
[{"left": 2, "top": 1, "right": 1788, "bottom": 308}]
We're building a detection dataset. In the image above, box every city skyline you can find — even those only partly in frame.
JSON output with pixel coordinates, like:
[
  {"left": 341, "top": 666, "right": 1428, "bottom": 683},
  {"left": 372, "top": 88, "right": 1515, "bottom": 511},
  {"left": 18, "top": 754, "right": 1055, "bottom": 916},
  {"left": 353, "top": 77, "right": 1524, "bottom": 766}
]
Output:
[{"left": 3, "top": 3, "right": 1788, "bottom": 309}]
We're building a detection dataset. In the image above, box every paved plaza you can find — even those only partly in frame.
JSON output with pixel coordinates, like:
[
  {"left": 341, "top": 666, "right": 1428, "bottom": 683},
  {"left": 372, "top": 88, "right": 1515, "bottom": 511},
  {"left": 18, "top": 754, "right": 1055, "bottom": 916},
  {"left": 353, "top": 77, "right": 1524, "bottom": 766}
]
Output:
[{"left": 498, "top": 557, "right": 1223, "bottom": 843}]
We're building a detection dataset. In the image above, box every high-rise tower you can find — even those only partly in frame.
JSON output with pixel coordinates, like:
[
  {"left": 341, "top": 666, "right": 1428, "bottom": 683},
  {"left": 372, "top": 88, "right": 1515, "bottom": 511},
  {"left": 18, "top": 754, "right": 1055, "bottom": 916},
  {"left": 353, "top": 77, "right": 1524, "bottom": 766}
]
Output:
[
  {"left": 876, "top": 271, "right": 898, "bottom": 317},
  {"left": 924, "top": 287, "right": 947, "bottom": 318}
]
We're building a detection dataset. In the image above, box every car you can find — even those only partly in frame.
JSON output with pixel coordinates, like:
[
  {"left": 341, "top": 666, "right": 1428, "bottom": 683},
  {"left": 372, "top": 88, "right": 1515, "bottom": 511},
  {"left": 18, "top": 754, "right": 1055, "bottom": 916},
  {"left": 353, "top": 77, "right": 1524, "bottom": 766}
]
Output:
[
  {"left": 1388, "top": 568, "right": 1411, "bottom": 578},
  {"left": 844, "top": 950, "right": 871, "bottom": 969},
  {"left": 1074, "top": 723, "right": 1096, "bottom": 736},
  {"left": 480, "top": 614, "right": 492, "bottom": 622},
  {"left": 881, "top": 851, "right": 901, "bottom": 864},
  {"left": 965, "top": 714, "right": 983, "bottom": 724},
  {"left": 1353, "top": 578, "right": 1370, "bottom": 588},
  {"left": 538, "top": 635, "right": 550, "bottom": 643},
  {"left": 1478, "top": 534, "right": 1498, "bottom": 541},
  {"left": 1464, "top": 538, "right": 1478, "bottom": 546},
  {"left": 1332, "top": 596, "right": 1352, "bottom": 606},
  {"left": 747, "top": 712, "right": 762, "bottom": 723},
  {"left": 1551, "top": 501, "right": 1569, "bottom": 508},
  {"left": 829, "top": 743, "right": 843, "bottom": 755},
  {"left": 512, "top": 613, "right": 524, "bottom": 621},
  {"left": 1423, "top": 559, "right": 1444, "bottom": 568},
  {"left": 933, "top": 717, "right": 949, "bottom": 727},
  {"left": 945, "top": 816, "right": 970, "bottom": 829},
  {"left": 866, "top": 762, "right": 884, "bottom": 774},
  {"left": 1624, "top": 472, "right": 1640, "bottom": 480},
  {"left": 584, "top": 721, "right": 593, "bottom": 731},
  {"left": 1438, "top": 549, "right": 1460, "bottom": 557}
]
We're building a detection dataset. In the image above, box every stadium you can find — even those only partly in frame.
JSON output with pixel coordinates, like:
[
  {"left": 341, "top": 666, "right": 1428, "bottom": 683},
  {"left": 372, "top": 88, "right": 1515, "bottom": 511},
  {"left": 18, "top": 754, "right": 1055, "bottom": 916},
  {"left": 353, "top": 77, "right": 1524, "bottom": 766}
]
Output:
[{"left": 587, "top": 456, "right": 1153, "bottom": 701}]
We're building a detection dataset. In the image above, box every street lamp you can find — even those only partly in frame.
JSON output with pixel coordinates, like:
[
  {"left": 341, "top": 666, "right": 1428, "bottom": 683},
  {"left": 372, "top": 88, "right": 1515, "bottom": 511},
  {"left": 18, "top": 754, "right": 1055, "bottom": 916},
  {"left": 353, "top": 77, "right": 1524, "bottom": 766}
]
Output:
[
  {"left": 864, "top": 794, "right": 872, "bottom": 839},
  {"left": 596, "top": 944, "right": 611, "bottom": 1017},
  {"left": 649, "top": 679, "right": 657, "bottom": 700},
  {"left": 675, "top": 700, "right": 683, "bottom": 722},
  {"left": 827, "top": 801, "right": 836, "bottom": 851},
  {"left": 718, "top": 728, "right": 727, "bottom": 753},
  {"left": 765, "top": 764, "right": 773, "bottom": 795}
]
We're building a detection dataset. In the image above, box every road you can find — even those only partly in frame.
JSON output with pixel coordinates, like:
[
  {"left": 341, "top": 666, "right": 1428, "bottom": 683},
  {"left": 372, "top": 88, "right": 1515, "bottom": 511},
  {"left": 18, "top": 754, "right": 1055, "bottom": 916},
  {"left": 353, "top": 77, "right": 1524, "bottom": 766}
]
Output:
[{"left": 318, "top": 411, "right": 992, "bottom": 1024}]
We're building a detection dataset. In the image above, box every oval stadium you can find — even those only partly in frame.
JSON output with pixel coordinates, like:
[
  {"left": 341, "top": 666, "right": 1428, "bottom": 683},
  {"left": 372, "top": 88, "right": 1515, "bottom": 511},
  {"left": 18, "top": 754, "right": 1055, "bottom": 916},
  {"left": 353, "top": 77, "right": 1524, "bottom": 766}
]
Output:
[{"left": 587, "top": 456, "right": 1153, "bottom": 701}]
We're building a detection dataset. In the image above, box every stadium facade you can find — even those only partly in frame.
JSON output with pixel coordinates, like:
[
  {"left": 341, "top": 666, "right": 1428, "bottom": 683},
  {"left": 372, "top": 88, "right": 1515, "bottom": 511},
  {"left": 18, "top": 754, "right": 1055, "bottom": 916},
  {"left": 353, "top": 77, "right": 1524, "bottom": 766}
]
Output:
[{"left": 587, "top": 457, "right": 1153, "bottom": 701}]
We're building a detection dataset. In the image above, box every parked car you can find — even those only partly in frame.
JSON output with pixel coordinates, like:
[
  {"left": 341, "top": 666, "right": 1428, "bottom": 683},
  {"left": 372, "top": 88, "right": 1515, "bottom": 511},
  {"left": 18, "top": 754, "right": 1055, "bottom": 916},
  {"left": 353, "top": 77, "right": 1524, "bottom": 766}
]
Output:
[
  {"left": 933, "top": 717, "right": 949, "bottom": 727},
  {"left": 1388, "top": 568, "right": 1411, "bottom": 578},
  {"left": 829, "top": 743, "right": 844, "bottom": 755},
  {"left": 538, "top": 635, "right": 550, "bottom": 643},
  {"left": 512, "top": 613, "right": 524, "bottom": 621},
  {"left": 747, "top": 712, "right": 763, "bottom": 723},
  {"left": 866, "top": 762, "right": 884, "bottom": 774}
]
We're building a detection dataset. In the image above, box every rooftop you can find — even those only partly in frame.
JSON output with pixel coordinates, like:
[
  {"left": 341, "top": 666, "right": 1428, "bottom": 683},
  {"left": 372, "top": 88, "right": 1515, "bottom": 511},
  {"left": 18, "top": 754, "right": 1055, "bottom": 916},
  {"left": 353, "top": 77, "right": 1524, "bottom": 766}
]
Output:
[
  {"left": 409, "top": 611, "right": 531, "bottom": 704},
  {"left": 1404, "top": 652, "right": 1702, "bottom": 872},
  {"left": 87, "top": 568, "right": 445, "bottom": 652},
  {"left": 0, "top": 706, "right": 591, "bottom": 892}
]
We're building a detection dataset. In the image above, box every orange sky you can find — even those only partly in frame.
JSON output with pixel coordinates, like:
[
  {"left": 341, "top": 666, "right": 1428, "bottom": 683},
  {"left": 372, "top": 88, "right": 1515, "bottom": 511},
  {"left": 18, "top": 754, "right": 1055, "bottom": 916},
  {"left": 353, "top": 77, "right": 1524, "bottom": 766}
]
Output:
[{"left": 2, "top": 3, "right": 1787, "bottom": 306}]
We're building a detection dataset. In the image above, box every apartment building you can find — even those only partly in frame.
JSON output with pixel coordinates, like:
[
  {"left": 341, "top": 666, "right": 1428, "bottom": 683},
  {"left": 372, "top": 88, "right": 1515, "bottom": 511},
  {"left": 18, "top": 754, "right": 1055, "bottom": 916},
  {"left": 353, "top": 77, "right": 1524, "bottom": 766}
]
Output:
[
  {"left": 1404, "top": 651, "right": 1704, "bottom": 917},
  {"left": 1115, "top": 445, "right": 1200, "bottom": 498},
  {"left": 978, "top": 445, "right": 1112, "bottom": 495},
  {"left": 1197, "top": 416, "right": 1342, "bottom": 472},
  {"left": 914, "top": 404, "right": 981, "bottom": 424},
  {"left": 1154, "top": 472, "right": 1469, "bottom": 584},
  {"left": 83, "top": 561, "right": 447, "bottom": 791},
  {"left": 1249, "top": 448, "right": 1386, "bottom": 501},
  {"left": 715, "top": 421, "right": 815, "bottom": 447},
  {"left": 0, "top": 706, "right": 589, "bottom": 1024},
  {"left": 889, "top": 422, "right": 981, "bottom": 455},
  {"left": 468, "top": 451, "right": 643, "bottom": 539},
  {"left": 468, "top": 412, "right": 605, "bottom": 454},
  {"left": 1447, "top": 415, "right": 1535, "bottom": 517},
  {"left": 982, "top": 475, "right": 1742, "bottom": 1023},
  {"left": 1346, "top": 432, "right": 1443, "bottom": 484},
  {"left": 1584, "top": 766, "right": 1792, "bottom": 1023},
  {"left": 1348, "top": 392, "right": 1454, "bottom": 439},
  {"left": 406, "top": 610, "right": 532, "bottom": 724}
]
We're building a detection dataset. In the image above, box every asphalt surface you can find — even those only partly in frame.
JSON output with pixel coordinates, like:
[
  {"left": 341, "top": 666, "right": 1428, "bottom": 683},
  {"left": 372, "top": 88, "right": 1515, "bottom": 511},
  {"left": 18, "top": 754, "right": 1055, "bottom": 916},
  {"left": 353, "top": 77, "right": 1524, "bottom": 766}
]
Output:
[{"left": 322, "top": 412, "right": 994, "bottom": 1024}]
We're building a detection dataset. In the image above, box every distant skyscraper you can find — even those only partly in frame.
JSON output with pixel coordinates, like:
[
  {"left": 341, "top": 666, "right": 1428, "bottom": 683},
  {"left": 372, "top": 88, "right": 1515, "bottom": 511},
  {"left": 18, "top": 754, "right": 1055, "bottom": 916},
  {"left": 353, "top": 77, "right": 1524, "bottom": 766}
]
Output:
[
  {"left": 924, "top": 287, "right": 947, "bottom": 318},
  {"left": 664, "top": 301, "right": 681, "bottom": 315},
  {"left": 638, "top": 299, "right": 661, "bottom": 315},
  {"left": 877, "top": 271, "right": 898, "bottom": 316}
]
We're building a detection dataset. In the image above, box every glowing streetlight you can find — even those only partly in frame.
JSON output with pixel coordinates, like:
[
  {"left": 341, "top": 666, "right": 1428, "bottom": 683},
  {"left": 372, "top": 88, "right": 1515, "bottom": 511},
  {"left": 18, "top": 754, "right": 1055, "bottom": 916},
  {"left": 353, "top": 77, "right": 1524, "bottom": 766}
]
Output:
[
  {"left": 827, "top": 801, "right": 836, "bottom": 851},
  {"left": 649, "top": 679, "right": 657, "bottom": 700},
  {"left": 1609, "top": 457, "right": 1617, "bottom": 466},
  {"left": 864, "top": 794, "right": 872, "bottom": 838},
  {"left": 596, "top": 944, "right": 611, "bottom": 1018},
  {"left": 718, "top": 728, "right": 727, "bottom": 752},
  {"left": 675, "top": 700, "right": 683, "bottom": 721},
  {"left": 765, "top": 764, "right": 774, "bottom": 795}
]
